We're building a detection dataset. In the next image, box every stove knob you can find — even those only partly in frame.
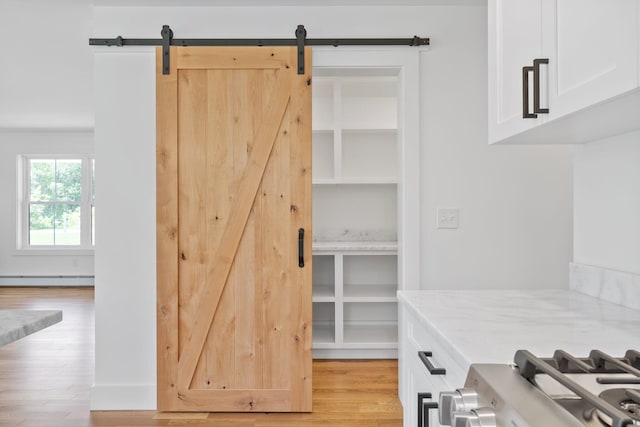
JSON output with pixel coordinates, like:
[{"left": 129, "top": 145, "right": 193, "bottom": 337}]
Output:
[
  {"left": 439, "top": 391, "right": 462, "bottom": 425},
  {"left": 451, "top": 408, "right": 496, "bottom": 427},
  {"left": 451, "top": 411, "right": 480, "bottom": 427},
  {"left": 439, "top": 388, "right": 478, "bottom": 425},
  {"left": 474, "top": 408, "right": 497, "bottom": 427}
]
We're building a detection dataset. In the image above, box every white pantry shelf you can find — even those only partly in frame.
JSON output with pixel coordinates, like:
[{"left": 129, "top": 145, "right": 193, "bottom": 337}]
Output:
[
  {"left": 312, "top": 241, "right": 398, "bottom": 253},
  {"left": 312, "top": 178, "right": 397, "bottom": 185},
  {"left": 343, "top": 284, "right": 397, "bottom": 301},
  {"left": 311, "top": 72, "right": 400, "bottom": 359},
  {"left": 312, "top": 284, "right": 335, "bottom": 302},
  {"left": 343, "top": 323, "right": 398, "bottom": 346}
]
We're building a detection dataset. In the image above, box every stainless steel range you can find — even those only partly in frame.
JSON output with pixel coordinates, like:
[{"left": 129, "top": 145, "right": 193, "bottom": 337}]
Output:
[{"left": 437, "top": 349, "right": 640, "bottom": 427}]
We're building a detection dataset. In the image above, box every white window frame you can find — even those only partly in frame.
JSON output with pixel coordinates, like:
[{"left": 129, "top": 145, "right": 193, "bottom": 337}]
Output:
[{"left": 18, "top": 155, "right": 95, "bottom": 251}]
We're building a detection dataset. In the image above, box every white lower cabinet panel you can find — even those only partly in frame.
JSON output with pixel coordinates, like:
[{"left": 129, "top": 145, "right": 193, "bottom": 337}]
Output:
[
  {"left": 406, "top": 352, "right": 450, "bottom": 427},
  {"left": 400, "top": 305, "right": 467, "bottom": 427}
]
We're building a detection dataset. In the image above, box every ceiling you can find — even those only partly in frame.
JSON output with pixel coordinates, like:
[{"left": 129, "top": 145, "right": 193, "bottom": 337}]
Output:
[{"left": 92, "top": 0, "right": 485, "bottom": 6}]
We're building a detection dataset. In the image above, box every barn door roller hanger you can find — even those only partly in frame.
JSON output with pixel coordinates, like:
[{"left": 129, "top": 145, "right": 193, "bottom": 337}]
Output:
[{"left": 89, "top": 24, "right": 430, "bottom": 75}]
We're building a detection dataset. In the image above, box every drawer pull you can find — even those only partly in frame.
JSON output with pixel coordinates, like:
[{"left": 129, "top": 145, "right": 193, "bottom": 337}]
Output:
[
  {"left": 418, "top": 351, "right": 446, "bottom": 375},
  {"left": 417, "top": 392, "right": 438, "bottom": 427}
]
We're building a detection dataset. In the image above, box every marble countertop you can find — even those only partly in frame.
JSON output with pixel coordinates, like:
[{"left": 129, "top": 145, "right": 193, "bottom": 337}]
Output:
[
  {"left": 397, "top": 289, "right": 640, "bottom": 371},
  {"left": 312, "top": 241, "right": 398, "bottom": 252},
  {"left": 0, "top": 310, "right": 63, "bottom": 347}
]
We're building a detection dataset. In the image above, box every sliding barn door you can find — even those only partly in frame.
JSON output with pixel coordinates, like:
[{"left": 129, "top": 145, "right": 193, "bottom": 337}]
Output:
[{"left": 156, "top": 46, "right": 312, "bottom": 412}]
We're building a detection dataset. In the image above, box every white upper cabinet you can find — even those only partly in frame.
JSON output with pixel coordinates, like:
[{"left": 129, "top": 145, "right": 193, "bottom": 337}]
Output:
[
  {"left": 488, "top": 0, "right": 640, "bottom": 144},
  {"left": 488, "top": 0, "right": 544, "bottom": 143},
  {"left": 543, "top": 0, "right": 637, "bottom": 119}
]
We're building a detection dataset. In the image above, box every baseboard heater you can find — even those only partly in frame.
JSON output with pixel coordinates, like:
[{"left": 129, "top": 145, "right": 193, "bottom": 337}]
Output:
[{"left": 0, "top": 275, "right": 95, "bottom": 286}]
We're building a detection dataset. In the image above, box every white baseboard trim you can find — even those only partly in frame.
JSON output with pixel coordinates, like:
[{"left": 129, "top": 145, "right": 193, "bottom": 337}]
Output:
[
  {"left": 0, "top": 276, "right": 94, "bottom": 286},
  {"left": 90, "top": 384, "right": 156, "bottom": 410}
]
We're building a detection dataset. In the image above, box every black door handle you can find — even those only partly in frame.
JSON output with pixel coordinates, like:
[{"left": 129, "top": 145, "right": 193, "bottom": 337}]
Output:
[
  {"left": 418, "top": 351, "right": 446, "bottom": 375},
  {"left": 417, "top": 392, "right": 438, "bottom": 427},
  {"left": 298, "top": 228, "right": 304, "bottom": 268},
  {"left": 533, "top": 58, "right": 549, "bottom": 114},
  {"left": 522, "top": 65, "right": 537, "bottom": 118}
]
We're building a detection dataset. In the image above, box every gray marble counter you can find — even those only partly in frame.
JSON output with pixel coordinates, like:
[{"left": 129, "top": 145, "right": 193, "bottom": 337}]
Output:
[
  {"left": 312, "top": 240, "right": 398, "bottom": 252},
  {"left": 0, "top": 310, "right": 63, "bottom": 346},
  {"left": 397, "top": 289, "right": 640, "bottom": 371}
]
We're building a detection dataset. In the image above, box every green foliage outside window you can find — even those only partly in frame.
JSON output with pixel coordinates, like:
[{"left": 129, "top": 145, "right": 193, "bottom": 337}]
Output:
[{"left": 28, "top": 159, "right": 84, "bottom": 246}]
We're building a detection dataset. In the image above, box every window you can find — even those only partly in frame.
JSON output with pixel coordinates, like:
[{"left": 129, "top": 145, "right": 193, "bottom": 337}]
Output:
[{"left": 20, "top": 156, "right": 95, "bottom": 249}]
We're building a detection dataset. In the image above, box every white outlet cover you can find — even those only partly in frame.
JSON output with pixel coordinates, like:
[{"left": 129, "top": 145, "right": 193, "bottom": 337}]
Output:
[{"left": 437, "top": 207, "right": 459, "bottom": 229}]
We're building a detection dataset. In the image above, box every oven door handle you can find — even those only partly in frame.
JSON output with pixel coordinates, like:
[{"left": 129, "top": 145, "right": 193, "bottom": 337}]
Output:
[
  {"left": 417, "top": 392, "right": 438, "bottom": 427},
  {"left": 419, "top": 351, "right": 446, "bottom": 375}
]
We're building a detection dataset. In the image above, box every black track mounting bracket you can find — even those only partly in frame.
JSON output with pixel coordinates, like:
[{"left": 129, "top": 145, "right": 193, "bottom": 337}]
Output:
[
  {"left": 160, "top": 25, "right": 173, "bottom": 74},
  {"left": 161, "top": 25, "right": 174, "bottom": 75},
  {"left": 295, "top": 25, "right": 307, "bottom": 74},
  {"left": 89, "top": 24, "right": 430, "bottom": 76}
]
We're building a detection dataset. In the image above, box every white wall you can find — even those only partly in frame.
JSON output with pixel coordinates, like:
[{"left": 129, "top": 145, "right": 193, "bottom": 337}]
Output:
[
  {"left": 91, "top": 4, "right": 573, "bottom": 409},
  {"left": 0, "top": 131, "right": 95, "bottom": 281},
  {"left": 0, "top": 0, "right": 93, "bottom": 129},
  {"left": 92, "top": 50, "right": 157, "bottom": 409},
  {"left": 574, "top": 130, "right": 640, "bottom": 274},
  {"left": 420, "top": 12, "right": 574, "bottom": 289},
  {"left": 0, "top": 0, "right": 95, "bottom": 282}
]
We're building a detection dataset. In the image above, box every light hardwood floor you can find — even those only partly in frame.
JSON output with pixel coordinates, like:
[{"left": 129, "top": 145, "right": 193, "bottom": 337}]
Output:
[{"left": 0, "top": 287, "right": 403, "bottom": 427}]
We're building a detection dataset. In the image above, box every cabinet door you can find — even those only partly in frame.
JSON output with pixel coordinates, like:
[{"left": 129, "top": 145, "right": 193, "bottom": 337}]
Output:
[
  {"left": 488, "top": 0, "right": 544, "bottom": 143},
  {"left": 407, "top": 353, "right": 449, "bottom": 427},
  {"left": 543, "top": 0, "right": 638, "bottom": 120}
]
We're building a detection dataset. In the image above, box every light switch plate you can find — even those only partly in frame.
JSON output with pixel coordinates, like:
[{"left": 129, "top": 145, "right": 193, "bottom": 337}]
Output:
[{"left": 437, "top": 207, "right": 459, "bottom": 229}]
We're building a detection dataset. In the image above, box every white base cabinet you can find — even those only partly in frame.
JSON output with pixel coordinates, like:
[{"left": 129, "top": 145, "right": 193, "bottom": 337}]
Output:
[
  {"left": 399, "top": 305, "right": 467, "bottom": 427},
  {"left": 489, "top": 0, "right": 640, "bottom": 145}
]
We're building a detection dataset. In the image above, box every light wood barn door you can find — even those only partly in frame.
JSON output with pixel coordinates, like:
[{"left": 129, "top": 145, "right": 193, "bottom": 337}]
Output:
[{"left": 156, "top": 46, "right": 312, "bottom": 412}]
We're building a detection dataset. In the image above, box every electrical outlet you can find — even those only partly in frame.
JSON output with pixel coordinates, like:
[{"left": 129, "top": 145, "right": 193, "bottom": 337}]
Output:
[{"left": 437, "top": 207, "right": 459, "bottom": 229}]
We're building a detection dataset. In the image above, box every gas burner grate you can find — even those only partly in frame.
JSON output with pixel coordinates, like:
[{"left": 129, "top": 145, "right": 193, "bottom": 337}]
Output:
[
  {"left": 536, "top": 350, "right": 640, "bottom": 374},
  {"left": 515, "top": 349, "right": 640, "bottom": 427}
]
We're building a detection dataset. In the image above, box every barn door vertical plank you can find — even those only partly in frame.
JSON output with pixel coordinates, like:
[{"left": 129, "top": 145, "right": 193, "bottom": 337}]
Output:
[
  {"left": 156, "top": 46, "right": 179, "bottom": 411},
  {"left": 177, "top": 69, "right": 209, "bottom": 390},
  {"left": 204, "top": 69, "right": 236, "bottom": 391},
  {"left": 287, "top": 46, "right": 313, "bottom": 411}
]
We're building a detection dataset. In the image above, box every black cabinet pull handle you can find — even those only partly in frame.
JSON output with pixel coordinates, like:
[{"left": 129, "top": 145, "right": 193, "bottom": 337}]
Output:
[
  {"left": 418, "top": 351, "right": 446, "bottom": 375},
  {"left": 298, "top": 228, "right": 304, "bottom": 268},
  {"left": 417, "top": 392, "right": 438, "bottom": 427},
  {"left": 533, "top": 58, "right": 549, "bottom": 114},
  {"left": 522, "top": 65, "right": 537, "bottom": 118}
]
